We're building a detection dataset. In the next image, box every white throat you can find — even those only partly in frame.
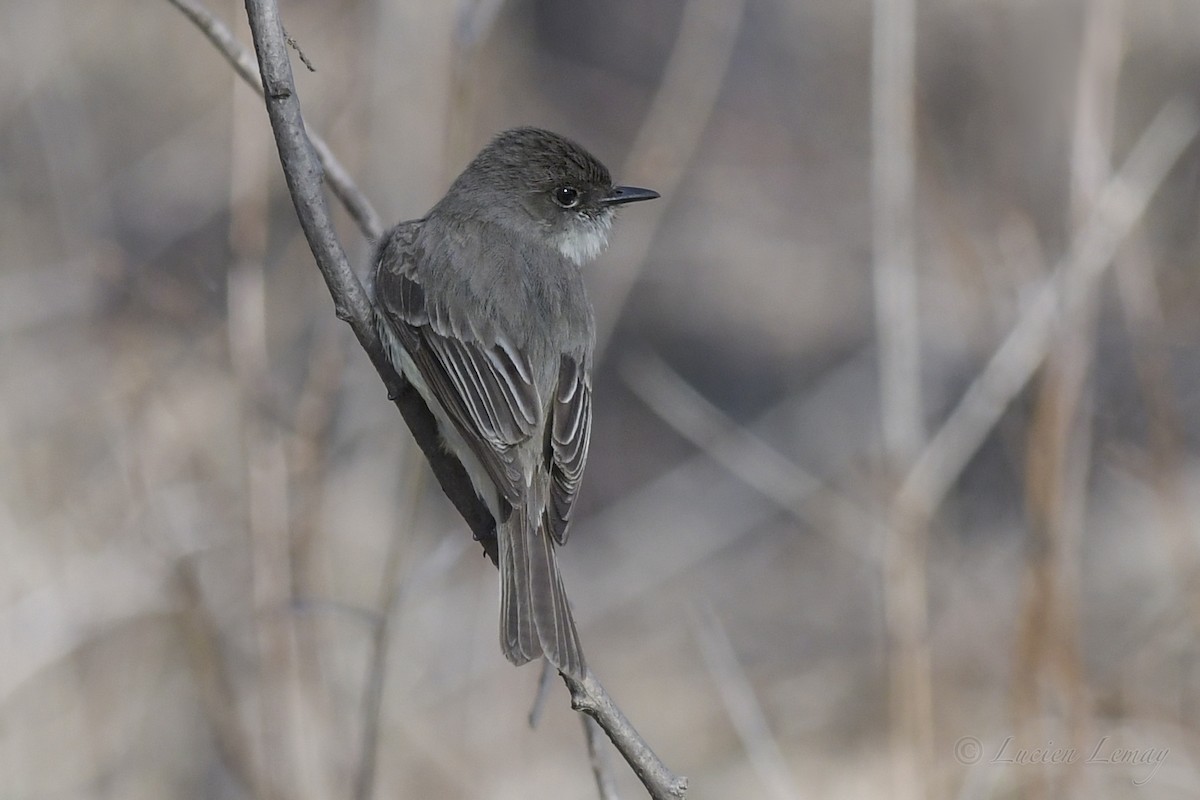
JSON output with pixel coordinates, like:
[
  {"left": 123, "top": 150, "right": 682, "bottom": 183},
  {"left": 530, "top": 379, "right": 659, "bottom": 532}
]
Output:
[{"left": 551, "top": 213, "right": 613, "bottom": 266}]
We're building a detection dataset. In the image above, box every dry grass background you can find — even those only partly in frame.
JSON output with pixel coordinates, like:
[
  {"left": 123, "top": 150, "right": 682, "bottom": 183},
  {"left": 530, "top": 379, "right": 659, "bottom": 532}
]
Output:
[{"left": 3, "top": 0, "right": 1200, "bottom": 798}]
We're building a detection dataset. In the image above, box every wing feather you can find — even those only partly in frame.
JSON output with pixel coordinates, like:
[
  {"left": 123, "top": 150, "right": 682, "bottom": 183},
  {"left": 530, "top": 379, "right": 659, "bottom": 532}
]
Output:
[
  {"left": 374, "top": 242, "right": 541, "bottom": 504},
  {"left": 546, "top": 354, "right": 592, "bottom": 544}
]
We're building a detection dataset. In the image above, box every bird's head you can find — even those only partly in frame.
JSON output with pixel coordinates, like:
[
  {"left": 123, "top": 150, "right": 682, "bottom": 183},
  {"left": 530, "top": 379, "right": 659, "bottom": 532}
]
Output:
[{"left": 445, "top": 127, "right": 659, "bottom": 265}]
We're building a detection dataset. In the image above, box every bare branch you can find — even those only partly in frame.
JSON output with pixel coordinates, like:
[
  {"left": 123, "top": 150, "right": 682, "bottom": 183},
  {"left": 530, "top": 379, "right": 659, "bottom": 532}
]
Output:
[
  {"left": 871, "top": 0, "right": 923, "bottom": 462},
  {"left": 582, "top": 716, "right": 623, "bottom": 800},
  {"left": 619, "top": 348, "right": 877, "bottom": 561},
  {"left": 567, "top": 670, "right": 688, "bottom": 800},
  {"left": 528, "top": 658, "right": 556, "bottom": 729},
  {"left": 165, "top": 0, "right": 383, "bottom": 239},
  {"left": 870, "top": 2, "right": 931, "bottom": 796},
  {"left": 355, "top": 532, "right": 465, "bottom": 800},
  {"left": 175, "top": 560, "right": 265, "bottom": 797},
  {"left": 228, "top": 0, "right": 497, "bottom": 561},
  {"left": 895, "top": 97, "right": 1200, "bottom": 521},
  {"left": 284, "top": 30, "right": 316, "bottom": 73},
  {"left": 168, "top": 0, "right": 689, "bottom": 795},
  {"left": 690, "top": 606, "right": 801, "bottom": 800}
]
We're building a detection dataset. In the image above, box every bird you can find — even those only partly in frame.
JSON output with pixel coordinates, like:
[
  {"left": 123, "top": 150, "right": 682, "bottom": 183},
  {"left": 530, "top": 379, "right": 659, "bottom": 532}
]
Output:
[{"left": 371, "top": 127, "right": 659, "bottom": 679}]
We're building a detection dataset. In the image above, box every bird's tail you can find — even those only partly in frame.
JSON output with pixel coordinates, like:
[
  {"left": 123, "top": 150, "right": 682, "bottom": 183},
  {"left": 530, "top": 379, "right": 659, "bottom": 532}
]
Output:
[{"left": 499, "top": 485, "right": 585, "bottom": 679}]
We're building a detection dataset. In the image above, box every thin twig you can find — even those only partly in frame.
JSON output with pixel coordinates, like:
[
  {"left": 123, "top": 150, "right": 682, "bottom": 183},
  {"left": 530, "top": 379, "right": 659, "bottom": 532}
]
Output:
[
  {"left": 871, "top": 0, "right": 923, "bottom": 462},
  {"left": 871, "top": 3, "right": 929, "bottom": 795},
  {"left": 557, "top": 660, "right": 624, "bottom": 799},
  {"left": 284, "top": 30, "right": 316, "bottom": 73},
  {"left": 353, "top": 449, "right": 425, "bottom": 800},
  {"left": 355, "top": 529, "right": 463, "bottom": 800},
  {"left": 690, "top": 606, "right": 801, "bottom": 800},
  {"left": 619, "top": 348, "right": 877, "bottom": 560},
  {"left": 288, "top": 322, "right": 350, "bottom": 588},
  {"left": 566, "top": 670, "right": 688, "bottom": 800},
  {"left": 582, "top": 715, "right": 623, "bottom": 800},
  {"left": 565, "top": 349, "right": 878, "bottom": 625},
  {"left": 528, "top": 658, "right": 556, "bottom": 729},
  {"left": 226, "top": 73, "right": 325, "bottom": 797},
  {"left": 895, "top": 97, "right": 1200, "bottom": 522},
  {"left": 165, "top": 0, "right": 383, "bottom": 239},
  {"left": 1011, "top": 6, "right": 1123, "bottom": 795},
  {"left": 175, "top": 559, "right": 267, "bottom": 798}
]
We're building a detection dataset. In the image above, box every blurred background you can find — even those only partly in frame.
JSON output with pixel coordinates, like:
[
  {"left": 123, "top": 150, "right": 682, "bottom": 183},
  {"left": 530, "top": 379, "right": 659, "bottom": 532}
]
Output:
[{"left": 3, "top": 0, "right": 1200, "bottom": 797}]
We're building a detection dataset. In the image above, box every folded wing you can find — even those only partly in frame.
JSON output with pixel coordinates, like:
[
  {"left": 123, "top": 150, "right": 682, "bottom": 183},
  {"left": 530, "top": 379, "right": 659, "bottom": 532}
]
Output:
[{"left": 375, "top": 258, "right": 541, "bottom": 504}]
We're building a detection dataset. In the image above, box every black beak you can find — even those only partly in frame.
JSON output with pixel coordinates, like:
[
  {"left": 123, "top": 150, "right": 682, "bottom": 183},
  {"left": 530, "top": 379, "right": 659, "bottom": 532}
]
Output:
[{"left": 600, "top": 185, "right": 661, "bottom": 206}]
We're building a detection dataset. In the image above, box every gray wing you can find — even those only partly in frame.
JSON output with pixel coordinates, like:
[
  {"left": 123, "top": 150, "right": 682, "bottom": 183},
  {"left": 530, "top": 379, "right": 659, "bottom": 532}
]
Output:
[
  {"left": 546, "top": 353, "right": 592, "bottom": 544},
  {"left": 373, "top": 226, "right": 541, "bottom": 504}
]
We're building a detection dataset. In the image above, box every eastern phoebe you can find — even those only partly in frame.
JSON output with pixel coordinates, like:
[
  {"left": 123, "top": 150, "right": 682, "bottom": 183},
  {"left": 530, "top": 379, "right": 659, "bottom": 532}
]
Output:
[{"left": 371, "top": 127, "right": 659, "bottom": 679}]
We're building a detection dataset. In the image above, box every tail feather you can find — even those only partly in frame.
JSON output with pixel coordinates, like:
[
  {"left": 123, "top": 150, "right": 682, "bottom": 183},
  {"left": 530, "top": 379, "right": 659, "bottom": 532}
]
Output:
[
  {"left": 499, "top": 512, "right": 539, "bottom": 664},
  {"left": 499, "top": 495, "right": 585, "bottom": 678}
]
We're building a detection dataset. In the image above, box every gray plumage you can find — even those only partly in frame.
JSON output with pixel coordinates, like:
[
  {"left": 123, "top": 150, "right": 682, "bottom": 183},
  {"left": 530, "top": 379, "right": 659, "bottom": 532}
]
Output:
[{"left": 371, "top": 128, "right": 658, "bottom": 679}]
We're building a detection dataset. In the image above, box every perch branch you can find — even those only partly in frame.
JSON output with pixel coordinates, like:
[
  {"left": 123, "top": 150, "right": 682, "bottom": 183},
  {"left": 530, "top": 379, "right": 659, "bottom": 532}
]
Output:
[
  {"left": 226, "top": 0, "right": 497, "bottom": 561},
  {"left": 167, "top": 0, "right": 688, "bottom": 795},
  {"left": 567, "top": 670, "right": 688, "bottom": 799}
]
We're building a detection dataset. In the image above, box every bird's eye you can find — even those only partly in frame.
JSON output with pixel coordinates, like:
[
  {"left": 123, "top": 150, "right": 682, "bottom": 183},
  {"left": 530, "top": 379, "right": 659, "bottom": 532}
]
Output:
[{"left": 553, "top": 186, "right": 580, "bottom": 208}]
